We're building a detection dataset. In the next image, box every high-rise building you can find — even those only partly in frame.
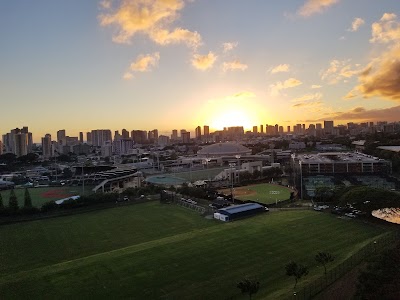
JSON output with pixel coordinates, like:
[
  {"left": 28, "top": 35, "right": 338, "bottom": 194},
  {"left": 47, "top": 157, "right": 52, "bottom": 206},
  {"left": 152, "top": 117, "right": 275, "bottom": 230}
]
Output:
[
  {"left": 274, "top": 124, "right": 279, "bottom": 135},
  {"left": 324, "top": 120, "right": 334, "bottom": 135},
  {"left": 2, "top": 127, "right": 33, "bottom": 156},
  {"left": 171, "top": 129, "right": 178, "bottom": 141},
  {"left": 57, "top": 129, "right": 66, "bottom": 146},
  {"left": 260, "top": 125, "right": 264, "bottom": 133},
  {"left": 79, "top": 132, "right": 83, "bottom": 144},
  {"left": 287, "top": 126, "right": 291, "bottom": 133},
  {"left": 195, "top": 126, "right": 202, "bottom": 140},
  {"left": 279, "top": 126, "right": 284, "bottom": 134},
  {"left": 203, "top": 125, "right": 210, "bottom": 142},
  {"left": 131, "top": 130, "right": 148, "bottom": 144},
  {"left": 253, "top": 126, "right": 258, "bottom": 134},
  {"left": 86, "top": 132, "right": 92, "bottom": 144},
  {"left": 158, "top": 135, "right": 170, "bottom": 147},
  {"left": 0, "top": 140, "right": 3, "bottom": 155},
  {"left": 14, "top": 132, "right": 28, "bottom": 157},
  {"left": 41, "top": 134, "right": 52, "bottom": 158},
  {"left": 121, "top": 129, "right": 129, "bottom": 139},
  {"left": 91, "top": 129, "right": 112, "bottom": 147},
  {"left": 182, "top": 131, "right": 191, "bottom": 143}
]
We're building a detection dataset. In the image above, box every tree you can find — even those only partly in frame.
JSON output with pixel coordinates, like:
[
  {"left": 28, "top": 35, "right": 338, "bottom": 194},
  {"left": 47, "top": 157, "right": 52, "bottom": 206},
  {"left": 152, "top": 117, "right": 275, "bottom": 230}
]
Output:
[
  {"left": 315, "top": 252, "right": 335, "bottom": 275},
  {"left": 236, "top": 278, "right": 260, "bottom": 300},
  {"left": 24, "top": 188, "right": 32, "bottom": 208},
  {"left": 285, "top": 261, "right": 309, "bottom": 289},
  {"left": 8, "top": 189, "right": 19, "bottom": 213}
]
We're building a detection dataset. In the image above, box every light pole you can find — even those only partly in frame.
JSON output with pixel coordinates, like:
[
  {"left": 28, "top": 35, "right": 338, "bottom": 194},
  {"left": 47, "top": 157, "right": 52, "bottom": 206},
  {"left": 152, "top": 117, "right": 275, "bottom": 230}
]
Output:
[
  {"left": 235, "top": 155, "right": 241, "bottom": 184},
  {"left": 229, "top": 162, "right": 236, "bottom": 204},
  {"left": 81, "top": 165, "right": 85, "bottom": 195}
]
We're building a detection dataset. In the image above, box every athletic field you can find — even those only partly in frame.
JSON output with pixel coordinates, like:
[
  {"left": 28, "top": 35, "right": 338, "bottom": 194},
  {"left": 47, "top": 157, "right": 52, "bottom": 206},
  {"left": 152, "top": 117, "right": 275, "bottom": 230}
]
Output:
[
  {"left": 0, "top": 201, "right": 387, "bottom": 299},
  {"left": 220, "top": 183, "right": 294, "bottom": 204},
  {"left": 0, "top": 186, "right": 93, "bottom": 208}
]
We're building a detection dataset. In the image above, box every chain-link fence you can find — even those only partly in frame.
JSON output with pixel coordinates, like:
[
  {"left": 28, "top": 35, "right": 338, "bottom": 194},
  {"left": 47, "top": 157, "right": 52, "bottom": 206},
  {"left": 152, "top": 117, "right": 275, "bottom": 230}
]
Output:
[{"left": 289, "top": 231, "right": 399, "bottom": 300}]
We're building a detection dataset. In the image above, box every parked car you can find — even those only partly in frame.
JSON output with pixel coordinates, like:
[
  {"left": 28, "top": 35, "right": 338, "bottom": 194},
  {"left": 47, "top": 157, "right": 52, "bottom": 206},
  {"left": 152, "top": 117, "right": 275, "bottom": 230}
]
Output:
[{"left": 344, "top": 213, "right": 356, "bottom": 218}]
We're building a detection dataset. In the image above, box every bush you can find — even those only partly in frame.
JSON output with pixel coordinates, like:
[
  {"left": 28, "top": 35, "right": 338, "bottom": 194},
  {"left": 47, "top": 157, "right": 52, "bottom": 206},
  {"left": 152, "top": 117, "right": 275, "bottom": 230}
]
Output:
[{"left": 41, "top": 201, "right": 58, "bottom": 212}]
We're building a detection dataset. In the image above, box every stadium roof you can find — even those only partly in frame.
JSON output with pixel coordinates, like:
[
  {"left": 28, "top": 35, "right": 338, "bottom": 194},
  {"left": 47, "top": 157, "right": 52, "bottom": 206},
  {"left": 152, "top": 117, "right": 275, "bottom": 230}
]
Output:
[
  {"left": 218, "top": 203, "right": 264, "bottom": 215},
  {"left": 197, "top": 142, "right": 251, "bottom": 157}
]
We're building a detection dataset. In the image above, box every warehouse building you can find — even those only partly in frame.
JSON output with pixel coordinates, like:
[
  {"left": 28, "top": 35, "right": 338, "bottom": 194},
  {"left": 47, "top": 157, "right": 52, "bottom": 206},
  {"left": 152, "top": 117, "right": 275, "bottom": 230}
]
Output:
[{"left": 214, "top": 203, "right": 266, "bottom": 221}]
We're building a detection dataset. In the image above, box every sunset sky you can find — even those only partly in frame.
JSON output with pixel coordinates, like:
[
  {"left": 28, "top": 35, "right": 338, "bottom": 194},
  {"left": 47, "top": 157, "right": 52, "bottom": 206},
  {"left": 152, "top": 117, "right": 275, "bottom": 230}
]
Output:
[{"left": 1, "top": 0, "right": 400, "bottom": 141}]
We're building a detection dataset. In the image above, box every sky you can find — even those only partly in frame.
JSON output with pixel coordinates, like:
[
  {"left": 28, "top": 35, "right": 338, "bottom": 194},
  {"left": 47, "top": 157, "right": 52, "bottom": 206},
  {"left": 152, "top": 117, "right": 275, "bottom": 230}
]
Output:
[{"left": 1, "top": 0, "right": 400, "bottom": 141}]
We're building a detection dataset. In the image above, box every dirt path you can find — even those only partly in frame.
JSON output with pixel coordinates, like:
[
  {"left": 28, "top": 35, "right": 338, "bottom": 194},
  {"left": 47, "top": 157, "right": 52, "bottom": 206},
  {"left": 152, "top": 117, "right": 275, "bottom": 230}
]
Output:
[{"left": 313, "top": 263, "right": 366, "bottom": 300}]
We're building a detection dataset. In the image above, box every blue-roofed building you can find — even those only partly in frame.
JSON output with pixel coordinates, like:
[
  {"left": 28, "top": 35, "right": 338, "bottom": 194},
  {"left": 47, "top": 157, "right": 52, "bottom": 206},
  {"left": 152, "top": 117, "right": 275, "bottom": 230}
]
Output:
[{"left": 215, "top": 203, "right": 266, "bottom": 221}]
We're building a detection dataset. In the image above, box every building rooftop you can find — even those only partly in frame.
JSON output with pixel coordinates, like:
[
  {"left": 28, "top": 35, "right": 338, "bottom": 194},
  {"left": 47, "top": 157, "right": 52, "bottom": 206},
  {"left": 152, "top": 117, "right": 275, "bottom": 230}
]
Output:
[
  {"left": 218, "top": 203, "right": 264, "bottom": 214},
  {"left": 297, "top": 152, "right": 385, "bottom": 164},
  {"left": 197, "top": 142, "right": 251, "bottom": 157}
]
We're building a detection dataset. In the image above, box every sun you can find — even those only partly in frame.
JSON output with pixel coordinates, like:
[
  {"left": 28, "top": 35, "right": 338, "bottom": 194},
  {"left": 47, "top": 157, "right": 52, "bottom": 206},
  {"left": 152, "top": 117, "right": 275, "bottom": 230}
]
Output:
[{"left": 210, "top": 109, "right": 253, "bottom": 130}]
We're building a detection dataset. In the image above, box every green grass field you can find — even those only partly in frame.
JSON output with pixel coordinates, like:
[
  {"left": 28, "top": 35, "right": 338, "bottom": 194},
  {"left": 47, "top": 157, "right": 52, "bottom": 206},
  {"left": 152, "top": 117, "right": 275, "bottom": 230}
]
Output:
[
  {"left": 0, "top": 187, "right": 85, "bottom": 208},
  {"left": 222, "top": 183, "right": 293, "bottom": 204},
  {"left": 0, "top": 202, "right": 388, "bottom": 299}
]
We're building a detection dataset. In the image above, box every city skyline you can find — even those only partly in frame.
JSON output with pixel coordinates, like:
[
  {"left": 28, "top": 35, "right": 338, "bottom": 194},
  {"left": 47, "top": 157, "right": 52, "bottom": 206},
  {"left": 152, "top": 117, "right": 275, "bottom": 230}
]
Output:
[{"left": 1, "top": 0, "right": 400, "bottom": 139}]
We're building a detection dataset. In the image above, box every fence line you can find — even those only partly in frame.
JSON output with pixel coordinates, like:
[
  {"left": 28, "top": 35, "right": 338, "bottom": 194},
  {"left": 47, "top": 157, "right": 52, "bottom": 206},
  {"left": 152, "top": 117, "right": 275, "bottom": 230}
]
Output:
[{"left": 290, "top": 231, "right": 399, "bottom": 300}]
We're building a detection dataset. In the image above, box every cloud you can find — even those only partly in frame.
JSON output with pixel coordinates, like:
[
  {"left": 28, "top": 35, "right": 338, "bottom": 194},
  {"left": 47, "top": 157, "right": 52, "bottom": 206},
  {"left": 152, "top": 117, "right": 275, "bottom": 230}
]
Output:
[
  {"left": 292, "top": 101, "right": 322, "bottom": 109},
  {"left": 99, "top": 0, "right": 111, "bottom": 9},
  {"left": 311, "top": 84, "right": 322, "bottom": 89},
  {"left": 191, "top": 52, "right": 217, "bottom": 70},
  {"left": 222, "top": 60, "right": 248, "bottom": 72},
  {"left": 354, "top": 45, "right": 400, "bottom": 100},
  {"left": 348, "top": 17, "right": 365, "bottom": 32},
  {"left": 129, "top": 52, "right": 160, "bottom": 72},
  {"left": 232, "top": 91, "right": 256, "bottom": 99},
  {"left": 325, "top": 105, "right": 400, "bottom": 122},
  {"left": 99, "top": 0, "right": 202, "bottom": 47},
  {"left": 270, "top": 78, "right": 303, "bottom": 96},
  {"left": 270, "top": 64, "right": 290, "bottom": 74},
  {"left": 321, "top": 59, "right": 361, "bottom": 84},
  {"left": 222, "top": 42, "right": 238, "bottom": 53},
  {"left": 297, "top": 0, "right": 339, "bottom": 17},
  {"left": 370, "top": 13, "right": 400, "bottom": 43},
  {"left": 292, "top": 93, "right": 322, "bottom": 102},
  {"left": 123, "top": 72, "right": 133, "bottom": 80}
]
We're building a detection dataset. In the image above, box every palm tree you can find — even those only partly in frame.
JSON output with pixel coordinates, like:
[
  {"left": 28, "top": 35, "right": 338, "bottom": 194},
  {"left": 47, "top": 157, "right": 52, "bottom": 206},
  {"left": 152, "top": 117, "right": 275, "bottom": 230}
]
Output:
[
  {"left": 236, "top": 277, "right": 260, "bottom": 299},
  {"left": 315, "top": 252, "right": 335, "bottom": 275},
  {"left": 285, "top": 261, "right": 309, "bottom": 289}
]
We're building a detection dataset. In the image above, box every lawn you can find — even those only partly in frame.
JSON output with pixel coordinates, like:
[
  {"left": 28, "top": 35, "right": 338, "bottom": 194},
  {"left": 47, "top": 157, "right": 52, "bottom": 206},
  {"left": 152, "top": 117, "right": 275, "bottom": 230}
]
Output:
[
  {"left": 221, "top": 183, "right": 293, "bottom": 204},
  {"left": 0, "top": 202, "right": 388, "bottom": 299},
  {"left": 0, "top": 187, "right": 86, "bottom": 208}
]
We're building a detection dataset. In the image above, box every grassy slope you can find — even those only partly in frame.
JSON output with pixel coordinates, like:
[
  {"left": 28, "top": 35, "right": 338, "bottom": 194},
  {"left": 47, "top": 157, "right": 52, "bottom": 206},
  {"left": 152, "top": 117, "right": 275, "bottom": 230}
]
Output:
[
  {"left": 0, "top": 202, "right": 387, "bottom": 299},
  {"left": 234, "top": 183, "right": 292, "bottom": 204}
]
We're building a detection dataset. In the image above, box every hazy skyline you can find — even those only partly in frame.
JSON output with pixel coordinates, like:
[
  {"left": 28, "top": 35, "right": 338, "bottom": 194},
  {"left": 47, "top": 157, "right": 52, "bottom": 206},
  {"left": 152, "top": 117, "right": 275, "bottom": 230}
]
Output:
[{"left": 1, "top": 0, "right": 400, "bottom": 140}]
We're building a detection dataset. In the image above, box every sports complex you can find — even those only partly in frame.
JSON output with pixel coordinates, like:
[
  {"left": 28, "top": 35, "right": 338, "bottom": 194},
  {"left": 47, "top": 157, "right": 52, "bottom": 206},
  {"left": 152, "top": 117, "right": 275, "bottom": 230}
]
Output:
[
  {"left": 0, "top": 199, "right": 391, "bottom": 299},
  {"left": 219, "top": 182, "right": 295, "bottom": 205}
]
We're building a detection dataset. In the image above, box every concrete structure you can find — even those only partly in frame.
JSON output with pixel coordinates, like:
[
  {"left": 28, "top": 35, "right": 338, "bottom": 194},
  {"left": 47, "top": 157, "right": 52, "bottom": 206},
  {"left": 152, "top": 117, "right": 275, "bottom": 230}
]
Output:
[
  {"left": 197, "top": 142, "right": 251, "bottom": 157},
  {"left": 293, "top": 152, "right": 392, "bottom": 198}
]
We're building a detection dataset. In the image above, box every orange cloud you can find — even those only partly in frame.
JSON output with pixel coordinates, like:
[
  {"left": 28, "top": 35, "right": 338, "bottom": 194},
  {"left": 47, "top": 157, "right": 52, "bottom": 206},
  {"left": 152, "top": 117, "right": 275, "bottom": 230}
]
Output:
[
  {"left": 297, "top": 0, "right": 339, "bottom": 17},
  {"left": 130, "top": 52, "right": 160, "bottom": 72},
  {"left": 321, "top": 59, "right": 361, "bottom": 84},
  {"left": 370, "top": 13, "right": 400, "bottom": 43},
  {"left": 355, "top": 45, "right": 400, "bottom": 100},
  {"left": 191, "top": 52, "right": 217, "bottom": 70},
  {"left": 270, "top": 78, "right": 302, "bottom": 96},
  {"left": 348, "top": 17, "right": 365, "bottom": 32},
  {"left": 222, "top": 60, "right": 248, "bottom": 72},
  {"left": 222, "top": 42, "right": 238, "bottom": 53},
  {"left": 270, "top": 64, "right": 290, "bottom": 74},
  {"left": 99, "top": 0, "right": 202, "bottom": 47}
]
